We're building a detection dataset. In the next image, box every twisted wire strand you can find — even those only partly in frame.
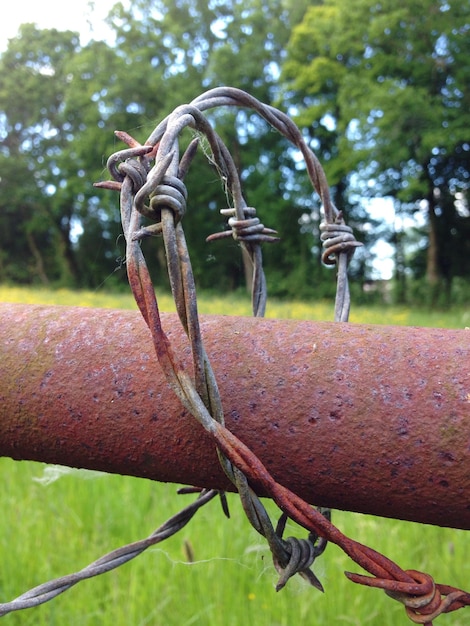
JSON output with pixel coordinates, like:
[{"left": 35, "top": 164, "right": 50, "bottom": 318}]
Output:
[
  {"left": 0, "top": 489, "right": 218, "bottom": 617},
  {"left": 89, "top": 88, "right": 470, "bottom": 623},
  {"left": 113, "top": 98, "right": 328, "bottom": 589},
  {"left": 5, "top": 88, "right": 469, "bottom": 625},
  {"left": 94, "top": 89, "right": 470, "bottom": 622}
]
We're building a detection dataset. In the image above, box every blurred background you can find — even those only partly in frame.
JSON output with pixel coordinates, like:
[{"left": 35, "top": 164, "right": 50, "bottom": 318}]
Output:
[{"left": 0, "top": 0, "right": 469, "bottom": 308}]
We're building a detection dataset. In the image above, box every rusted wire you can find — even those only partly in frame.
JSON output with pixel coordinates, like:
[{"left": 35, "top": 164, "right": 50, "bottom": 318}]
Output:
[
  {"left": 2, "top": 87, "right": 468, "bottom": 624},
  {"left": 109, "top": 98, "right": 327, "bottom": 591},
  {"left": 206, "top": 207, "right": 280, "bottom": 244},
  {"left": 102, "top": 86, "right": 470, "bottom": 624},
  {"left": 319, "top": 214, "right": 361, "bottom": 321},
  {"left": 114, "top": 90, "right": 340, "bottom": 591}
]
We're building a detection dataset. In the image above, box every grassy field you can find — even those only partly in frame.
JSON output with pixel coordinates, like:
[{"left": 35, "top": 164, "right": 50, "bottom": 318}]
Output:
[
  {"left": 1, "top": 285, "right": 469, "bottom": 625},
  {"left": 1, "top": 284, "right": 469, "bottom": 327}
]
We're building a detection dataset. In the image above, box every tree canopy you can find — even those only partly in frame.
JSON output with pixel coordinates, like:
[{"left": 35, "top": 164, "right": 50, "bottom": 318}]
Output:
[
  {"left": 282, "top": 0, "right": 470, "bottom": 302},
  {"left": 1, "top": 0, "right": 468, "bottom": 305}
]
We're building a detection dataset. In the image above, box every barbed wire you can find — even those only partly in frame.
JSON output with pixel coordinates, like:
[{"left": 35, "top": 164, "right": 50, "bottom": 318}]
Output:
[
  {"left": 0, "top": 489, "right": 217, "bottom": 617},
  {"left": 97, "top": 87, "right": 470, "bottom": 622},
  {"left": 2, "top": 87, "right": 469, "bottom": 625}
]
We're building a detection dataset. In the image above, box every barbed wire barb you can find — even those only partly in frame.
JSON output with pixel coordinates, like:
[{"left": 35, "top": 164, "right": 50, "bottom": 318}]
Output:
[{"left": 2, "top": 87, "right": 468, "bottom": 626}]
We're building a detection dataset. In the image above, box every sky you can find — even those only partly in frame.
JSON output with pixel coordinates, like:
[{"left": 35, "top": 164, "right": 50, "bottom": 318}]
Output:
[{"left": 0, "top": 0, "right": 117, "bottom": 52}]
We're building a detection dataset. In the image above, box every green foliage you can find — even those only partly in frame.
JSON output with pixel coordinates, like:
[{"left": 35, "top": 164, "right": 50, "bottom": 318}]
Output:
[
  {"left": 0, "top": 0, "right": 468, "bottom": 305},
  {"left": 0, "top": 26, "right": 78, "bottom": 284},
  {"left": 399, "top": 275, "right": 470, "bottom": 309},
  {"left": 0, "top": 1, "right": 325, "bottom": 297},
  {"left": 282, "top": 0, "right": 470, "bottom": 301}
]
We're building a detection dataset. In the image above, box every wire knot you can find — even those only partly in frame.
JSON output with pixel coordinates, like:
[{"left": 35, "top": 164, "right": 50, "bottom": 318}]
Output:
[
  {"left": 273, "top": 536, "right": 324, "bottom": 592},
  {"left": 132, "top": 175, "right": 188, "bottom": 241},
  {"left": 271, "top": 511, "right": 327, "bottom": 593},
  {"left": 320, "top": 214, "right": 362, "bottom": 266},
  {"left": 117, "top": 160, "right": 149, "bottom": 193},
  {"left": 206, "top": 207, "right": 279, "bottom": 244},
  {"left": 106, "top": 145, "right": 154, "bottom": 188},
  {"left": 149, "top": 175, "right": 188, "bottom": 223},
  {"left": 346, "top": 568, "right": 470, "bottom": 624},
  {"left": 385, "top": 571, "right": 469, "bottom": 624}
]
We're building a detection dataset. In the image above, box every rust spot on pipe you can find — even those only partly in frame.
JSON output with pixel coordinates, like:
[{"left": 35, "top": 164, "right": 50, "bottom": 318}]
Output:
[{"left": 0, "top": 303, "right": 469, "bottom": 529}]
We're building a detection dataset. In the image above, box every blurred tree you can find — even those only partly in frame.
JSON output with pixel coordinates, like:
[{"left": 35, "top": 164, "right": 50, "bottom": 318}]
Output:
[
  {"left": 0, "top": 27, "right": 131, "bottom": 287},
  {"left": 103, "top": 0, "right": 326, "bottom": 296},
  {"left": 0, "top": 26, "right": 83, "bottom": 284},
  {"left": 0, "top": 0, "right": 374, "bottom": 297},
  {"left": 282, "top": 0, "right": 470, "bottom": 303},
  {"left": 59, "top": 38, "right": 140, "bottom": 289}
]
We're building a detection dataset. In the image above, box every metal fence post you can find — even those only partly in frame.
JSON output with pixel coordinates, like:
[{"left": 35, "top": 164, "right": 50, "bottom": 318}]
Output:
[{"left": 1, "top": 302, "right": 468, "bottom": 530}]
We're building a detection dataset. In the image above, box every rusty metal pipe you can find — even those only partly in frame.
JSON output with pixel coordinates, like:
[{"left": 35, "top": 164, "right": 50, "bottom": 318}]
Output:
[{"left": 0, "top": 302, "right": 469, "bottom": 529}]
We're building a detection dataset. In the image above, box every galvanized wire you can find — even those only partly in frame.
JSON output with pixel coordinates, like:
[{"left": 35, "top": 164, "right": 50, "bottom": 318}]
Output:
[
  {"left": 2, "top": 87, "right": 469, "bottom": 625},
  {"left": 0, "top": 489, "right": 217, "bottom": 617}
]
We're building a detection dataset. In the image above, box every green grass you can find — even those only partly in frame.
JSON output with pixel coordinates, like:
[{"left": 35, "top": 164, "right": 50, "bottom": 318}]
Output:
[
  {"left": 1, "top": 284, "right": 469, "bottom": 327},
  {"left": 1, "top": 286, "right": 469, "bottom": 625},
  {"left": 2, "top": 459, "right": 469, "bottom": 626}
]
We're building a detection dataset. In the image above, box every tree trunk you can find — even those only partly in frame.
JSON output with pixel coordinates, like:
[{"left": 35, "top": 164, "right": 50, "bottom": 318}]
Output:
[
  {"left": 426, "top": 194, "right": 440, "bottom": 285},
  {"left": 424, "top": 164, "right": 441, "bottom": 288},
  {"left": 421, "top": 162, "right": 446, "bottom": 307},
  {"left": 57, "top": 221, "right": 81, "bottom": 285},
  {"left": 25, "top": 230, "right": 50, "bottom": 285}
]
